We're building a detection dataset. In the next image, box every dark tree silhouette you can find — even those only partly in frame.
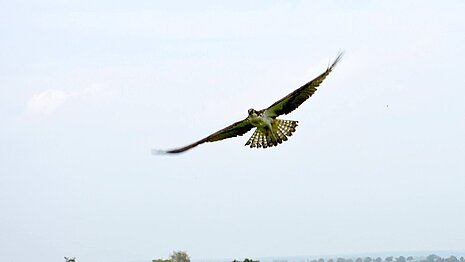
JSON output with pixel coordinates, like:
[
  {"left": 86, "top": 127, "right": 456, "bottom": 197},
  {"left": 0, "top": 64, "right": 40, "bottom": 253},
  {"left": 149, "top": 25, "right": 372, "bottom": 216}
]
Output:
[
  {"left": 427, "top": 254, "right": 441, "bottom": 262},
  {"left": 364, "top": 257, "right": 373, "bottom": 262},
  {"left": 445, "top": 256, "right": 459, "bottom": 262}
]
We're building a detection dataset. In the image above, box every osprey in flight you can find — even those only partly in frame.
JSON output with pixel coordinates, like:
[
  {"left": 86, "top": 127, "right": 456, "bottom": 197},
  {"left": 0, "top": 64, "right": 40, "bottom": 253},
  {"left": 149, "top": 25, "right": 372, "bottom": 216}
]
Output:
[{"left": 153, "top": 52, "right": 344, "bottom": 154}]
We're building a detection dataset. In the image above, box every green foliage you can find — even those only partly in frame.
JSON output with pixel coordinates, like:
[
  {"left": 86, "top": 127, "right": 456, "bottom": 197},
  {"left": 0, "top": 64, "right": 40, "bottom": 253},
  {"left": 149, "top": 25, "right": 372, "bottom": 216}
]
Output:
[
  {"left": 170, "top": 251, "right": 190, "bottom": 262},
  {"left": 233, "top": 258, "right": 259, "bottom": 262},
  {"left": 153, "top": 250, "right": 189, "bottom": 262},
  {"left": 243, "top": 259, "right": 259, "bottom": 262},
  {"left": 152, "top": 259, "right": 171, "bottom": 262}
]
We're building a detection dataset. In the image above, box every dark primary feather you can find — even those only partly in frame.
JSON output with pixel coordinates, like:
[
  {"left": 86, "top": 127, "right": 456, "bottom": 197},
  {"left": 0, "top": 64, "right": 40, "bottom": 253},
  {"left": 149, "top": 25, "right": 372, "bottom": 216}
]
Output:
[
  {"left": 265, "top": 52, "right": 344, "bottom": 117},
  {"left": 153, "top": 118, "right": 254, "bottom": 154}
]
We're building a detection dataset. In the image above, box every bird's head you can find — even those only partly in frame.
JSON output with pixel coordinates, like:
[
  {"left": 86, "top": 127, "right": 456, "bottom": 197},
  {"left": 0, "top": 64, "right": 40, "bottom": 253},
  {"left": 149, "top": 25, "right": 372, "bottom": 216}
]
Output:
[{"left": 248, "top": 108, "right": 257, "bottom": 116}]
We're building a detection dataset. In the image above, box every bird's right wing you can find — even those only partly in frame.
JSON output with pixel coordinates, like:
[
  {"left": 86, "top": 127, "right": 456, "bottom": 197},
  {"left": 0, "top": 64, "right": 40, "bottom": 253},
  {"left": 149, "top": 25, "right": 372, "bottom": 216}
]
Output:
[
  {"left": 152, "top": 118, "right": 254, "bottom": 154},
  {"left": 265, "top": 52, "right": 344, "bottom": 118}
]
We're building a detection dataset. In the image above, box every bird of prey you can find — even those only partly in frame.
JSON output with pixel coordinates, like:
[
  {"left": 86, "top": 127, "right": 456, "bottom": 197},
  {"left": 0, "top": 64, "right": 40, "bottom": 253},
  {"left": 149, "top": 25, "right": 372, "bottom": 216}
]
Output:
[{"left": 153, "top": 52, "right": 343, "bottom": 154}]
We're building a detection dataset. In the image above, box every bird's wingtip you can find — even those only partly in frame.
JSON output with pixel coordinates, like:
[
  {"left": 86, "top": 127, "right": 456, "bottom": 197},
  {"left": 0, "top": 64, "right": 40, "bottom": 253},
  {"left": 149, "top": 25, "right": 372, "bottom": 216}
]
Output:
[
  {"left": 334, "top": 50, "right": 345, "bottom": 64},
  {"left": 151, "top": 148, "right": 167, "bottom": 155},
  {"left": 327, "top": 50, "right": 345, "bottom": 69}
]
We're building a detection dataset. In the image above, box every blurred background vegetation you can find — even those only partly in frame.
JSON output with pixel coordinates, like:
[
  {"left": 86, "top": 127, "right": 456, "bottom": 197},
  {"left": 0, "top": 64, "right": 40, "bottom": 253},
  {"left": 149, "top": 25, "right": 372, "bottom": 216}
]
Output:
[{"left": 153, "top": 253, "right": 464, "bottom": 262}]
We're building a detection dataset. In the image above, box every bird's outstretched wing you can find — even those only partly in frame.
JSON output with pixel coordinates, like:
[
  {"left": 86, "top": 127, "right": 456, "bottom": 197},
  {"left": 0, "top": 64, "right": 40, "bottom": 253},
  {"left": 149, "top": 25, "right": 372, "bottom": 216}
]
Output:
[
  {"left": 265, "top": 52, "right": 344, "bottom": 118},
  {"left": 152, "top": 118, "right": 254, "bottom": 154}
]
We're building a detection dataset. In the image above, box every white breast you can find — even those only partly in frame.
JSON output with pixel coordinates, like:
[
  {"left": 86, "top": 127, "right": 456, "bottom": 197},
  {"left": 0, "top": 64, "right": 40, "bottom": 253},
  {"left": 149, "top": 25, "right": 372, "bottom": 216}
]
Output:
[{"left": 249, "top": 114, "right": 272, "bottom": 130}]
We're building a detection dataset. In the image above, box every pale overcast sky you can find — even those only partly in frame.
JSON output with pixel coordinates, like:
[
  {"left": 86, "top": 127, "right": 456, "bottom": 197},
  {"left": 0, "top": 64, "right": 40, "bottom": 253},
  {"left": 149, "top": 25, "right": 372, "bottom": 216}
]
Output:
[{"left": 1, "top": 1, "right": 465, "bottom": 262}]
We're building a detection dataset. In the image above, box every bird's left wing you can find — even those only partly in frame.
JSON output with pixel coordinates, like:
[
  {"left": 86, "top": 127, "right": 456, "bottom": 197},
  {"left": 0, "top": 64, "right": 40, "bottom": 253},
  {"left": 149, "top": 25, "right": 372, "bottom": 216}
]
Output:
[
  {"left": 152, "top": 118, "right": 254, "bottom": 154},
  {"left": 265, "top": 52, "right": 344, "bottom": 118}
]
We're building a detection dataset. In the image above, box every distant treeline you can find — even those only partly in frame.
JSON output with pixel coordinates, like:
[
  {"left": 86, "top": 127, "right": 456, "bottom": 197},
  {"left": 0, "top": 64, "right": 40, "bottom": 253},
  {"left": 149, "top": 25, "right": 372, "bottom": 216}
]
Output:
[
  {"left": 154, "top": 253, "right": 464, "bottom": 262},
  {"left": 303, "top": 254, "right": 465, "bottom": 262}
]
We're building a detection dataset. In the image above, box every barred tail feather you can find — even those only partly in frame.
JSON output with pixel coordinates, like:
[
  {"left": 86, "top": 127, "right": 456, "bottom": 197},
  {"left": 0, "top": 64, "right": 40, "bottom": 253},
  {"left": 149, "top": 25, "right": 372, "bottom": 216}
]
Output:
[
  {"left": 245, "top": 128, "right": 266, "bottom": 148},
  {"left": 245, "top": 119, "right": 298, "bottom": 148},
  {"left": 275, "top": 119, "right": 298, "bottom": 136}
]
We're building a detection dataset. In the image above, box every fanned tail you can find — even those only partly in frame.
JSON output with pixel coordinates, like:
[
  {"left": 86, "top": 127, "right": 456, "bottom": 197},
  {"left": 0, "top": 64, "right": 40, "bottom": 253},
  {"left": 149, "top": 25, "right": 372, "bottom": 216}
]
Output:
[{"left": 245, "top": 119, "right": 298, "bottom": 148}]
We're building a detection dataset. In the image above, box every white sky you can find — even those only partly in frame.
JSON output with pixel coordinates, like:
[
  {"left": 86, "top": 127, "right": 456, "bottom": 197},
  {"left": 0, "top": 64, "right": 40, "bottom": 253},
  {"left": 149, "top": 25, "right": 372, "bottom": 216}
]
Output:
[{"left": 1, "top": 1, "right": 465, "bottom": 262}]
